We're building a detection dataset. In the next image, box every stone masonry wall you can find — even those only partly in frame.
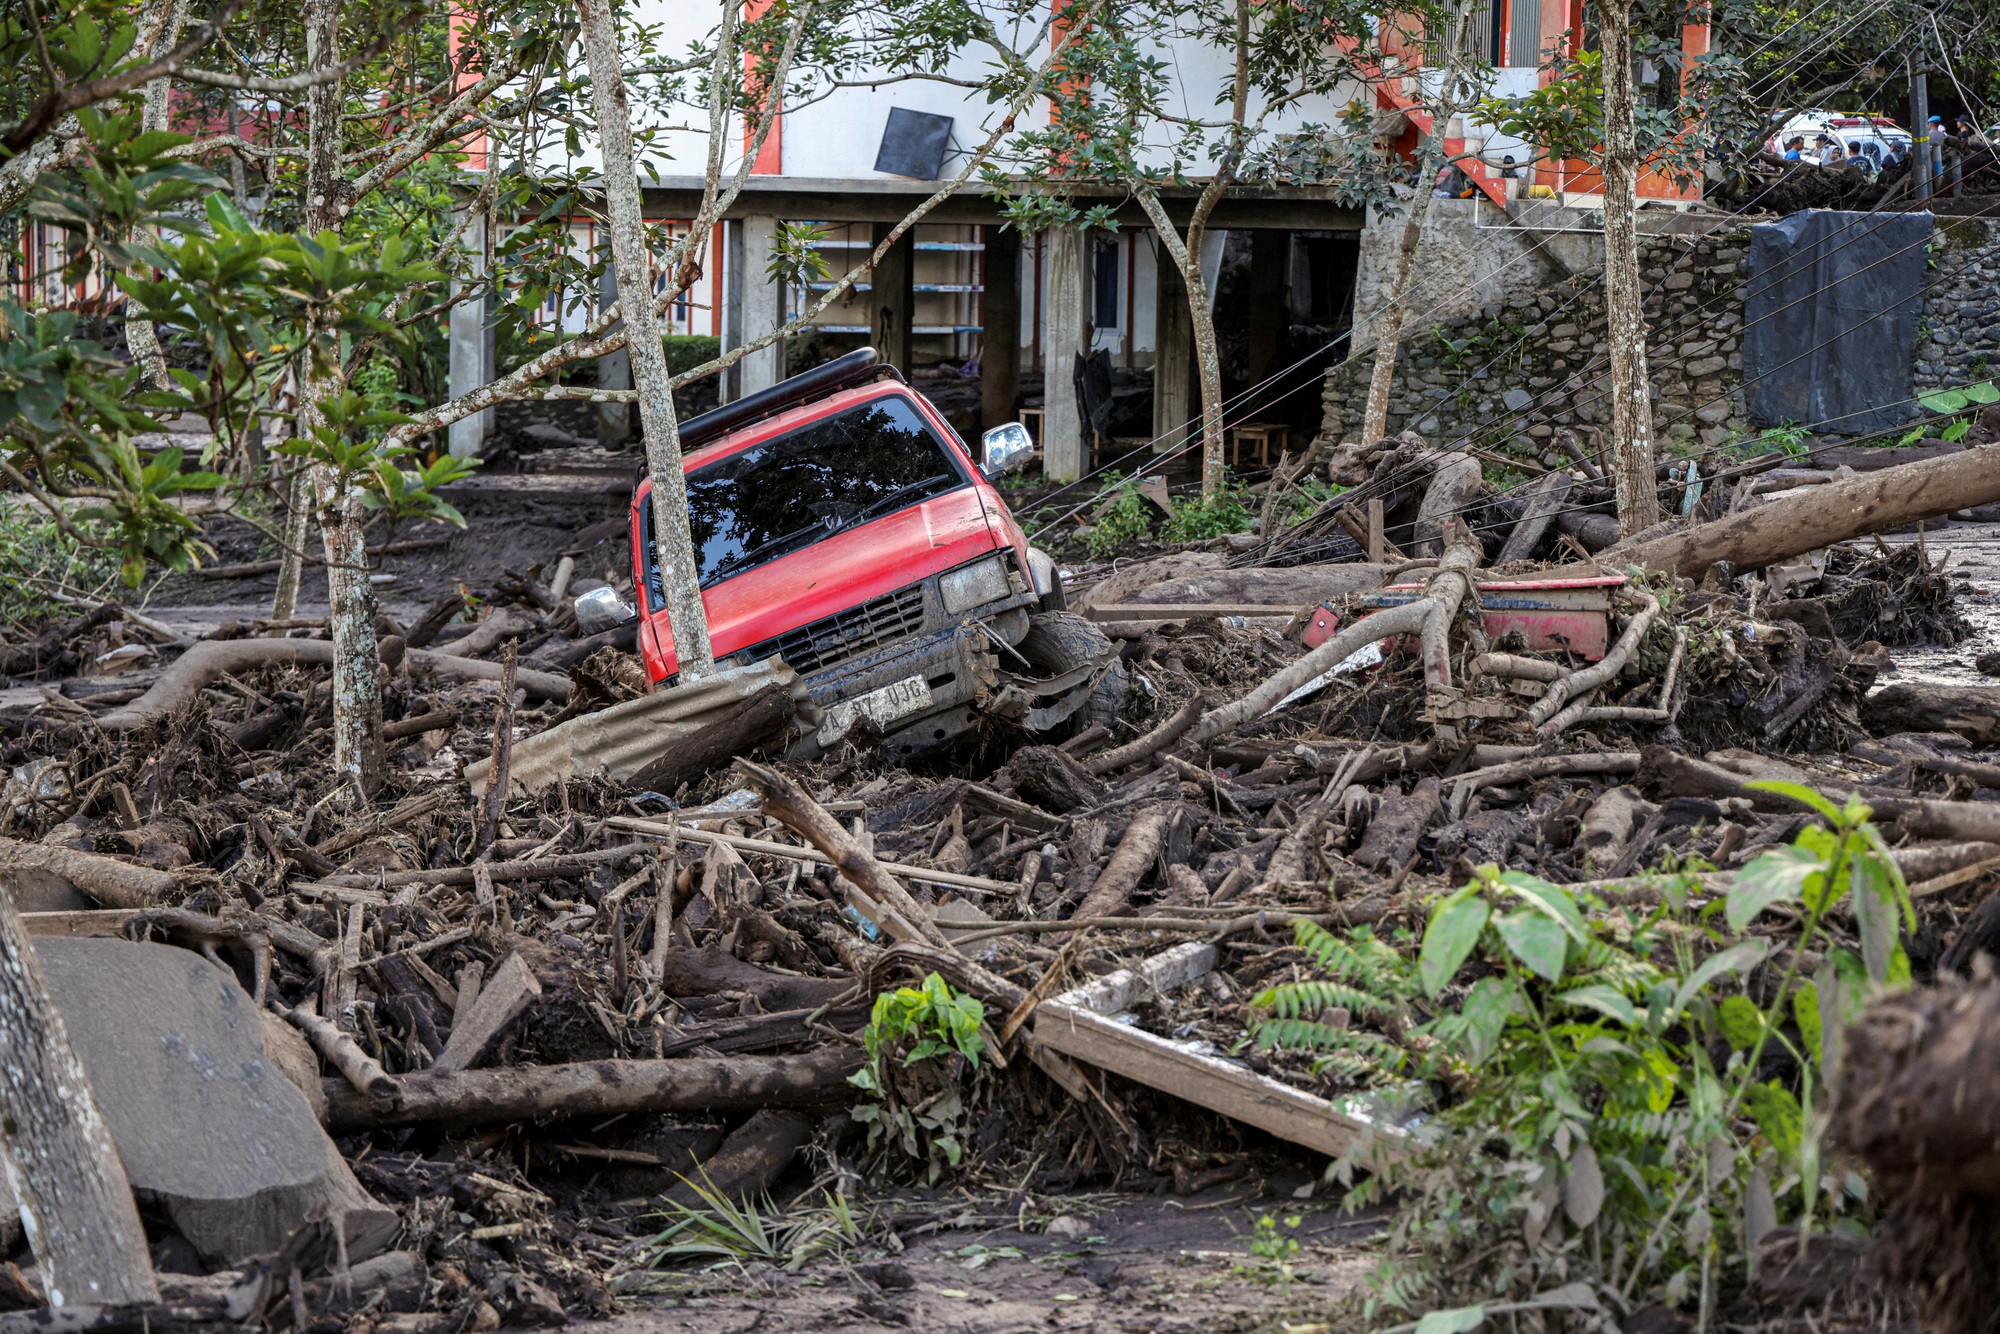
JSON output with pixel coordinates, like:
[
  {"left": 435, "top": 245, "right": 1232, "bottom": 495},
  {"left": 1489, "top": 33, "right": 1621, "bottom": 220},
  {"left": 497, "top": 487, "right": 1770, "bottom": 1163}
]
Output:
[
  {"left": 1320, "top": 224, "right": 1755, "bottom": 466},
  {"left": 1914, "top": 217, "right": 2000, "bottom": 395}
]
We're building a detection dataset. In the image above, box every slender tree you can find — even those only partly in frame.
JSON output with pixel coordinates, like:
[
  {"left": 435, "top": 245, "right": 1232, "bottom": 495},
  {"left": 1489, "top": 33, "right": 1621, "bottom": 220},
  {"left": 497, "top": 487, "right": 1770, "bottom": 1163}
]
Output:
[
  {"left": 573, "top": 0, "right": 719, "bottom": 681},
  {"left": 1597, "top": 0, "right": 1661, "bottom": 535},
  {"left": 1000, "top": 0, "right": 1427, "bottom": 498}
]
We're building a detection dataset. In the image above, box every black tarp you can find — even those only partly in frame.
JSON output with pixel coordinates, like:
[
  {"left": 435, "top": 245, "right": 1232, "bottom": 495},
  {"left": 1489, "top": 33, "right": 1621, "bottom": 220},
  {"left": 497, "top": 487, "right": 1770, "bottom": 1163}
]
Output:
[{"left": 1742, "top": 209, "right": 1931, "bottom": 435}]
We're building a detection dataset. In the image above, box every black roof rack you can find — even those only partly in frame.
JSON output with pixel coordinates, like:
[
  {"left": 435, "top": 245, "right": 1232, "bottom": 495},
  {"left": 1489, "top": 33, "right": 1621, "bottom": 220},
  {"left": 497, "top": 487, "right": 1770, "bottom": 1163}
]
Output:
[{"left": 675, "top": 346, "right": 902, "bottom": 454}]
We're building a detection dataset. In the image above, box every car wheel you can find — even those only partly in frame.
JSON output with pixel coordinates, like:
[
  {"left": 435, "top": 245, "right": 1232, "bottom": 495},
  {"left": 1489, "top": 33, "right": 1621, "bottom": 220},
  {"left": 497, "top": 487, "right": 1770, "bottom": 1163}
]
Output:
[{"left": 1016, "top": 611, "right": 1128, "bottom": 733}]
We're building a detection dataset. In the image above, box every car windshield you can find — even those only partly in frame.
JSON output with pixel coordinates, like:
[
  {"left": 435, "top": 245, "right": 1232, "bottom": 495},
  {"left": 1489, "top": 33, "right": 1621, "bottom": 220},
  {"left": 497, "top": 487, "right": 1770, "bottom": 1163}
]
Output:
[{"left": 641, "top": 392, "right": 968, "bottom": 607}]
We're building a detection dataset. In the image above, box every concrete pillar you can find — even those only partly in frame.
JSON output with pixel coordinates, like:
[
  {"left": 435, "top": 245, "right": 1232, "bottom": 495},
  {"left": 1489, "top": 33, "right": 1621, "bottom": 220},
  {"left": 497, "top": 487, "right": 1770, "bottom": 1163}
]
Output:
[
  {"left": 1152, "top": 239, "right": 1193, "bottom": 457},
  {"left": 447, "top": 208, "right": 493, "bottom": 459},
  {"left": 1247, "top": 229, "right": 1286, "bottom": 397},
  {"left": 979, "top": 225, "right": 1020, "bottom": 432},
  {"left": 722, "top": 216, "right": 783, "bottom": 401},
  {"left": 870, "top": 222, "right": 916, "bottom": 376},
  {"left": 1041, "top": 226, "right": 1089, "bottom": 481},
  {"left": 595, "top": 259, "right": 632, "bottom": 447}
]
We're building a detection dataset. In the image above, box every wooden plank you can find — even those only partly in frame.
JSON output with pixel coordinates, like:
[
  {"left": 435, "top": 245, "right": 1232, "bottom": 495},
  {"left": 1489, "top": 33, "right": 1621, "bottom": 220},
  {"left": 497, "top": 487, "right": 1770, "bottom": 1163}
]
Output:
[
  {"left": 22, "top": 909, "right": 141, "bottom": 937},
  {"left": 1056, "top": 941, "right": 1218, "bottom": 1016},
  {"left": 1033, "top": 940, "right": 1397, "bottom": 1161},
  {"left": 1033, "top": 1002, "right": 1386, "bottom": 1159},
  {"left": 1083, "top": 604, "right": 1300, "bottom": 622}
]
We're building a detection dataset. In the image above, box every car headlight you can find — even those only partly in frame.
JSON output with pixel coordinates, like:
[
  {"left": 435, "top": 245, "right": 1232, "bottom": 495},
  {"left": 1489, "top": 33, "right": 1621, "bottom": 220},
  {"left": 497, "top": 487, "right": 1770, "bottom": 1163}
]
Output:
[{"left": 939, "top": 555, "right": 1011, "bottom": 614}]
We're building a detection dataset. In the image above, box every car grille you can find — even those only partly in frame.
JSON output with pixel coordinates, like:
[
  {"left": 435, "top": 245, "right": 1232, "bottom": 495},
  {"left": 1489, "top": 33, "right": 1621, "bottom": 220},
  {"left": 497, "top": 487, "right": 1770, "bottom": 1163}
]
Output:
[{"left": 741, "top": 581, "right": 929, "bottom": 676}]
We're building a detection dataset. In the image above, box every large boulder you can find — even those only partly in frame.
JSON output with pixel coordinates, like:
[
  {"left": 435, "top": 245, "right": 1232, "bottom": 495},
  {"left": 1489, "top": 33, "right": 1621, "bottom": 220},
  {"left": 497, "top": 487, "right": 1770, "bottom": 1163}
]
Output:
[{"left": 25, "top": 937, "right": 398, "bottom": 1265}]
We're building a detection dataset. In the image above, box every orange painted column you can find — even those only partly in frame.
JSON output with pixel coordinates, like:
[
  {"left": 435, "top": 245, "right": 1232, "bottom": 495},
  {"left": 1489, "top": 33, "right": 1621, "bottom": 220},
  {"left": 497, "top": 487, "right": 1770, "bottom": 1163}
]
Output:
[
  {"left": 448, "top": 8, "right": 489, "bottom": 171},
  {"left": 742, "top": 0, "right": 783, "bottom": 174}
]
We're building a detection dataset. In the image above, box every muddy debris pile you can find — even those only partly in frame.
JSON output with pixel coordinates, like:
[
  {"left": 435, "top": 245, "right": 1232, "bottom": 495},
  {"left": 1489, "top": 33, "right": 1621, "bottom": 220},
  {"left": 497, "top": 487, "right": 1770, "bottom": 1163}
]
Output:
[{"left": 2, "top": 438, "right": 2000, "bottom": 1332}]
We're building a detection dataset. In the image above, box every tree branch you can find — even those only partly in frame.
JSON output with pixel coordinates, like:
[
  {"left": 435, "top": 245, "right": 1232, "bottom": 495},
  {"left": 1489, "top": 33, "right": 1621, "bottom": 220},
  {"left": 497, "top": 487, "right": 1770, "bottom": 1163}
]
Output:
[
  {"left": 175, "top": 35, "right": 391, "bottom": 91},
  {"left": 2, "top": 0, "right": 248, "bottom": 154}
]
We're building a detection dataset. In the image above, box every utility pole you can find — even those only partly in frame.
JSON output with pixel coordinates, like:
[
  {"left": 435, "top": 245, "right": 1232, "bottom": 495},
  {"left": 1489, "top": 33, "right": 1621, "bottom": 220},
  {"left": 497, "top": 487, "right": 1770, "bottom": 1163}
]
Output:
[{"left": 1909, "top": 51, "right": 1932, "bottom": 201}]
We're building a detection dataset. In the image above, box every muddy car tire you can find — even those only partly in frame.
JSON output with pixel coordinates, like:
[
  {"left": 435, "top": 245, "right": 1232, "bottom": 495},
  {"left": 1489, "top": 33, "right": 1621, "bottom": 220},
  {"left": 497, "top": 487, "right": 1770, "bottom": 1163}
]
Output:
[{"left": 1018, "top": 611, "right": 1128, "bottom": 733}]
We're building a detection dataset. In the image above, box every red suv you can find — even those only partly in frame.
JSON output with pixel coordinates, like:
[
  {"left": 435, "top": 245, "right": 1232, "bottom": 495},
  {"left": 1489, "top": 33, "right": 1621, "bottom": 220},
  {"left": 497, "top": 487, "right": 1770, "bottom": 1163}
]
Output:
[{"left": 616, "top": 349, "right": 1125, "bottom": 759}]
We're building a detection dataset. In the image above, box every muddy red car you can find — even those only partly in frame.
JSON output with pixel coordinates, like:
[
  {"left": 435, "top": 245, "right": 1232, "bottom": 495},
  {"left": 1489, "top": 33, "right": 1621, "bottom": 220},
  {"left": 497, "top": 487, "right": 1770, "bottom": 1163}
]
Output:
[{"left": 586, "top": 349, "right": 1124, "bottom": 759}]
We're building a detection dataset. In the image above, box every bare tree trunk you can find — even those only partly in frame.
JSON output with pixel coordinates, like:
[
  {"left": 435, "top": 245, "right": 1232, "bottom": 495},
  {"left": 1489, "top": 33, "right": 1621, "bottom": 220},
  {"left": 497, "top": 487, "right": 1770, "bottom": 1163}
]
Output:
[
  {"left": 268, "top": 370, "right": 306, "bottom": 620},
  {"left": 299, "top": 0, "right": 382, "bottom": 789},
  {"left": 575, "top": 0, "right": 715, "bottom": 681},
  {"left": 1360, "top": 141, "right": 1443, "bottom": 447},
  {"left": 1135, "top": 196, "right": 1228, "bottom": 499},
  {"left": 1186, "top": 255, "right": 1228, "bottom": 498},
  {"left": 1599, "top": 0, "right": 1660, "bottom": 536},
  {"left": 0, "top": 889, "right": 158, "bottom": 1307}
]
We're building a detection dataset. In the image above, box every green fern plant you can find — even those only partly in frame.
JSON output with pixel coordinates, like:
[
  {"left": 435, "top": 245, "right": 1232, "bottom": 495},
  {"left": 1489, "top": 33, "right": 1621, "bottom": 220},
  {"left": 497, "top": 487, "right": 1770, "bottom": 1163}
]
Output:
[{"left": 1249, "top": 923, "right": 1424, "bottom": 1082}]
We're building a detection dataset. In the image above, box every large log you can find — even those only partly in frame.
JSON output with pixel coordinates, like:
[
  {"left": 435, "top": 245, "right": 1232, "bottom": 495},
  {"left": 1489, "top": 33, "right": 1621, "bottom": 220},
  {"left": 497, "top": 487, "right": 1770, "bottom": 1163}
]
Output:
[
  {"left": 1610, "top": 444, "right": 2000, "bottom": 578},
  {"left": 1072, "top": 804, "right": 1172, "bottom": 921},
  {"left": 1860, "top": 683, "right": 2000, "bottom": 746},
  {"left": 321, "top": 1048, "right": 862, "bottom": 1130},
  {"left": 1074, "top": 553, "right": 1394, "bottom": 614},
  {"left": 0, "top": 839, "right": 178, "bottom": 910}
]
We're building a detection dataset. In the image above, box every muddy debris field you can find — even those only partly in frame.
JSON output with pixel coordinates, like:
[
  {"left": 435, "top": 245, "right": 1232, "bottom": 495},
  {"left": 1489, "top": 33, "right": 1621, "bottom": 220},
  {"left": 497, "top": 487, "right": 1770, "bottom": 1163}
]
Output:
[{"left": 6, "top": 425, "right": 2000, "bottom": 1334}]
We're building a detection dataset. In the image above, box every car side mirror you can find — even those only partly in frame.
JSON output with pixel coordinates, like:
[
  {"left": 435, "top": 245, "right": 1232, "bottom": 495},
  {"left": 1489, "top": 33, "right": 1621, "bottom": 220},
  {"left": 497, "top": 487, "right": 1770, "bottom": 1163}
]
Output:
[
  {"left": 980, "top": 423, "right": 1035, "bottom": 477},
  {"left": 574, "top": 586, "right": 637, "bottom": 636}
]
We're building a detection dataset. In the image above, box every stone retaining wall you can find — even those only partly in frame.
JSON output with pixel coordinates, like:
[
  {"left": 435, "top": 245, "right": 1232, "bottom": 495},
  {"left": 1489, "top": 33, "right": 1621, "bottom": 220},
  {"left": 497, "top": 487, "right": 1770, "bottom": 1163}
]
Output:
[
  {"left": 1914, "top": 217, "right": 2000, "bottom": 396},
  {"left": 1319, "top": 222, "right": 1755, "bottom": 467}
]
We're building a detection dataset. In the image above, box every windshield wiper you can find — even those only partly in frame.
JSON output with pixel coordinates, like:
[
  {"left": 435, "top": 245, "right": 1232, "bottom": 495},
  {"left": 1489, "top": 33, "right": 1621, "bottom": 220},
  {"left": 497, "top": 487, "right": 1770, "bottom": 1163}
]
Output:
[
  {"left": 846, "top": 473, "right": 955, "bottom": 529},
  {"left": 708, "top": 522, "right": 826, "bottom": 581}
]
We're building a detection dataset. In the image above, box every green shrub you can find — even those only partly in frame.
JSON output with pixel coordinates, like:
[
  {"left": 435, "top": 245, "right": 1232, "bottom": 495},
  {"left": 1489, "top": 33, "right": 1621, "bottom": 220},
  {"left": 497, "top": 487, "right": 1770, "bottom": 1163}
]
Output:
[
  {"left": 849, "top": 973, "right": 988, "bottom": 1182},
  {"left": 1259, "top": 781, "right": 1910, "bottom": 1323},
  {"left": 1079, "top": 471, "right": 1157, "bottom": 556},
  {"left": 1161, "top": 483, "right": 1254, "bottom": 543}
]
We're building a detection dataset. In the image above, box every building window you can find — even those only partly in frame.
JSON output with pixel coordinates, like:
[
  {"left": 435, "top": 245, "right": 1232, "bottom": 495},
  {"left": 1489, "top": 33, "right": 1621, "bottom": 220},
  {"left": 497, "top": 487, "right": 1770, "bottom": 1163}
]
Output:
[{"left": 1092, "top": 238, "right": 1120, "bottom": 332}]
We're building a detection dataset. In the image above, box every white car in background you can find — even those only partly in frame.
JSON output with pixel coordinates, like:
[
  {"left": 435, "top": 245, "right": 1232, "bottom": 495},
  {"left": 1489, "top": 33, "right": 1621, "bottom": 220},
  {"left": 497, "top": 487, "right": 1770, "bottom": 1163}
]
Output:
[{"left": 1769, "top": 109, "right": 1913, "bottom": 171}]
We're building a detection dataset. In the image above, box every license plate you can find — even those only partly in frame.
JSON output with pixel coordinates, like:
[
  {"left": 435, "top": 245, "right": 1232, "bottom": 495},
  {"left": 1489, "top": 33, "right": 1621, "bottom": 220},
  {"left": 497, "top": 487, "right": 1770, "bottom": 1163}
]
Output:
[{"left": 817, "top": 674, "right": 934, "bottom": 746}]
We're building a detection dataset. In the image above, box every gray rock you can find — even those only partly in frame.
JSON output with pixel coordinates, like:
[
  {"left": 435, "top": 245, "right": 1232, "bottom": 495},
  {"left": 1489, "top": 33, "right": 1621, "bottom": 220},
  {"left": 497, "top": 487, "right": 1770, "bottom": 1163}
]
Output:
[
  {"left": 27, "top": 938, "right": 398, "bottom": 1265},
  {"left": 1502, "top": 388, "right": 1535, "bottom": 413}
]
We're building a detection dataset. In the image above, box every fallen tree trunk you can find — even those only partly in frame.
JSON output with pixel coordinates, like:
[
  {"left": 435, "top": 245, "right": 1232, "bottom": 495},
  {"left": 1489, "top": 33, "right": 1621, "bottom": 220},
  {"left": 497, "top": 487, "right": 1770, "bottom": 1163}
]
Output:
[
  {"left": 95, "top": 640, "right": 338, "bottom": 731},
  {"left": 1860, "top": 683, "right": 2000, "bottom": 746},
  {"left": 404, "top": 648, "right": 569, "bottom": 701},
  {"left": 657, "top": 944, "right": 854, "bottom": 1012},
  {"left": 1608, "top": 443, "right": 2000, "bottom": 578},
  {"left": 0, "top": 838, "right": 178, "bottom": 909},
  {"left": 665, "top": 1108, "right": 817, "bottom": 1207},
  {"left": 1084, "top": 692, "right": 1207, "bottom": 776},
  {"left": 97, "top": 641, "right": 566, "bottom": 731},
  {"left": 1497, "top": 472, "right": 1574, "bottom": 564},
  {"left": 626, "top": 684, "right": 795, "bottom": 794},
  {"left": 1642, "top": 748, "right": 2000, "bottom": 844},
  {"left": 1072, "top": 805, "right": 1171, "bottom": 921},
  {"left": 1187, "top": 534, "right": 1480, "bottom": 747},
  {"left": 0, "top": 879, "right": 159, "bottom": 1304},
  {"left": 321, "top": 1048, "right": 862, "bottom": 1130},
  {"left": 1833, "top": 977, "right": 2000, "bottom": 1330}
]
